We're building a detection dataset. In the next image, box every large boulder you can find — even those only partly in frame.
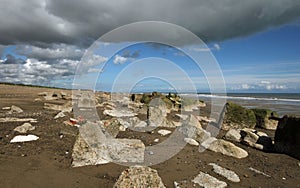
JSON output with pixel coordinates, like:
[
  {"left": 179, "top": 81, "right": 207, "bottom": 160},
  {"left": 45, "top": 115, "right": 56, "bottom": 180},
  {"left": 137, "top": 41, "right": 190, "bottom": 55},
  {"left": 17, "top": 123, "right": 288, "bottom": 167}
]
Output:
[
  {"left": 240, "top": 128, "right": 273, "bottom": 151},
  {"left": 222, "top": 102, "right": 256, "bottom": 131},
  {"left": 72, "top": 135, "right": 145, "bottom": 167},
  {"left": 71, "top": 134, "right": 110, "bottom": 167},
  {"left": 201, "top": 137, "right": 248, "bottom": 159},
  {"left": 273, "top": 115, "right": 300, "bottom": 160},
  {"left": 114, "top": 166, "right": 166, "bottom": 188},
  {"left": 148, "top": 101, "right": 175, "bottom": 127},
  {"left": 179, "top": 115, "right": 211, "bottom": 143},
  {"left": 225, "top": 128, "right": 273, "bottom": 151},
  {"left": 224, "top": 128, "right": 241, "bottom": 142},
  {"left": 252, "top": 109, "right": 278, "bottom": 130}
]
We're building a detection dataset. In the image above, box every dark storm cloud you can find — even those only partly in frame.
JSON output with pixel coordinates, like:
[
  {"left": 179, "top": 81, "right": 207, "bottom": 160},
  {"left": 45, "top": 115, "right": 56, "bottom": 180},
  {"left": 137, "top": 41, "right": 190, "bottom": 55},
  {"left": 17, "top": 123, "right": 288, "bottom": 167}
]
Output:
[
  {"left": 2, "top": 54, "right": 26, "bottom": 64},
  {"left": 0, "top": 0, "right": 300, "bottom": 46},
  {"left": 16, "top": 44, "right": 84, "bottom": 60},
  {"left": 1, "top": 0, "right": 300, "bottom": 86}
]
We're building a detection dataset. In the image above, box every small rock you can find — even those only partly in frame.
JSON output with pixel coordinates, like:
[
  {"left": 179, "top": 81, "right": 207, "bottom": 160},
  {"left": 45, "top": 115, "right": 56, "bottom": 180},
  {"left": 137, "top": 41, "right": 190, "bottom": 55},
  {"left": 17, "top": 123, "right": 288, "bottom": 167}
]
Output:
[
  {"left": 174, "top": 181, "right": 180, "bottom": 188},
  {"left": 175, "top": 114, "right": 189, "bottom": 121},
  {"left": 54, "top": 111, "right": 66, "bottom": 119},
  {"left": 209, "top": 163, "right": 240, "bottom": 182},
  {"left": 192, "top": 171, "right": 227, "bottom": 188},
  {"left": 9, "top": 105, "right": 23, "bottom": 114},
  {"left": 14, "top": 123, "right": 35, "bottom": 134},
  {"left": 249, "top": 167, "right": 271, "bottom": 178},
  {"left": 154, "top": 138, "right": 159, "bottom": 143},
  {"left": 2, "top": 107, "right": 10, "bottom": 110},
  {"left": 158, "top": 129, "right": 172, "bottom": 136},
  {"left": 10, "top": 135, "right": 39, "bottom": 143},
  {"left": 184, "top": 138, "right": 199, "bottom": 146}
]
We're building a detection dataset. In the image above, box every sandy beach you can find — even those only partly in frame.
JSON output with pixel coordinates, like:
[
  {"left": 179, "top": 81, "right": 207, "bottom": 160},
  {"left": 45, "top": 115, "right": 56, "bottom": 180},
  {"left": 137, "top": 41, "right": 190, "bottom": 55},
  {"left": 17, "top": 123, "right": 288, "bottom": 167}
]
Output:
[{"left": 0, "top": 84, "right": 299, "bottom": 188}]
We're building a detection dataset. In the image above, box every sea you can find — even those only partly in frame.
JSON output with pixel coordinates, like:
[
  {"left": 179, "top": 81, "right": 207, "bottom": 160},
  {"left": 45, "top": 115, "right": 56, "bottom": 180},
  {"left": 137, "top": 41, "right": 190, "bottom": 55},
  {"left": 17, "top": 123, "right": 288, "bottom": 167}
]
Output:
[{"left": 189, "top": 93, "right": 300, "bottom": 116}]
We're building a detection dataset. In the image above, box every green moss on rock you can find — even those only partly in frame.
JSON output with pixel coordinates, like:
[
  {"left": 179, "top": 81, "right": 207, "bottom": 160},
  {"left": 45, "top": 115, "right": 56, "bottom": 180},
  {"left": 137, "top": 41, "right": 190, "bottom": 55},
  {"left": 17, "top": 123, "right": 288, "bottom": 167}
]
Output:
[
  {"left": 222, "top": 102, "right": 256, "bottom": 130},
  {"left": 140, "top": 94, "right": 152, "bottom": 104},
  {"left": 252, "top": 108, "right": 278, "bottom": 130}
]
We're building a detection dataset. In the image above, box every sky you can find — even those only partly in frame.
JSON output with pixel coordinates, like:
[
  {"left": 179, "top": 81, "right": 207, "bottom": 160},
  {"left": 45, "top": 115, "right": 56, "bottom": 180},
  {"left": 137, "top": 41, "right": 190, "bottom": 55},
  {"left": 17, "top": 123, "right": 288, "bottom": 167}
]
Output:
[{"left": 0, "top": 0, "right": 300, "bottom": 93}]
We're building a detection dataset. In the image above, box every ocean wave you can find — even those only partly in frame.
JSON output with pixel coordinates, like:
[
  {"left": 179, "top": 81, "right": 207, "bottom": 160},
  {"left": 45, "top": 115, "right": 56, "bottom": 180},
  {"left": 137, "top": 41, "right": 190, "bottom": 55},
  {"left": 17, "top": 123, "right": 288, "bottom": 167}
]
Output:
[{"left": 182, "top": 93, "right": 300, "bottom": 103}]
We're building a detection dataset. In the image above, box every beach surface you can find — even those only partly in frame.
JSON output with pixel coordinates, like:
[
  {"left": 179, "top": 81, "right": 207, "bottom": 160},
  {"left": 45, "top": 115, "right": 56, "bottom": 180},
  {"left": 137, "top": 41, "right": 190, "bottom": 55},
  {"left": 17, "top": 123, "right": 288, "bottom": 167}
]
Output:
[{"left": 0, "top": 84, "right": 299, "bottom": 187}]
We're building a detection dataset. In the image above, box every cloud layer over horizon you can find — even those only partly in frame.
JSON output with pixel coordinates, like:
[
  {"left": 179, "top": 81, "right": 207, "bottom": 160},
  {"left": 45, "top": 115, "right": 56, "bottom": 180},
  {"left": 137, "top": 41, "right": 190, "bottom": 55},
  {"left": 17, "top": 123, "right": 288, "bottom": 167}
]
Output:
[{"left": 0, "top": 0, "right": 300, "bottom": 90}]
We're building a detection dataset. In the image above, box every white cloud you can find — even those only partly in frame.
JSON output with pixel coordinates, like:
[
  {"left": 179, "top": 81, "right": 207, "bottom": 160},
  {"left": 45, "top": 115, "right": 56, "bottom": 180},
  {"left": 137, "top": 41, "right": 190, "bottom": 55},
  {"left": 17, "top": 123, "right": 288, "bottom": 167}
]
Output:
[
  {"left": 113, "top": 55, "right": 127, "bottom": 64},
  {"left": 214, "top": 43, "right": 221, "bottom": 51},
  {"left": 190, "top": 47, "right": 210, "bottom": 52},
  {"left": 260, "top": 80, "right": 271, "bottom": 84},
  {"left": 241, "top": 84, "right": 251, "bottom": 89}
]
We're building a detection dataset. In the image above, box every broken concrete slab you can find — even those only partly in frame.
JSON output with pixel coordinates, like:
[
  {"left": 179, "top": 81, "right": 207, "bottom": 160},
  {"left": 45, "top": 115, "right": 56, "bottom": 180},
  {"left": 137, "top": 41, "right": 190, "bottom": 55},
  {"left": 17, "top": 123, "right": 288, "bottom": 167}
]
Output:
[{"left": 72, "top": 135, "right": 145, "bottom": 167}]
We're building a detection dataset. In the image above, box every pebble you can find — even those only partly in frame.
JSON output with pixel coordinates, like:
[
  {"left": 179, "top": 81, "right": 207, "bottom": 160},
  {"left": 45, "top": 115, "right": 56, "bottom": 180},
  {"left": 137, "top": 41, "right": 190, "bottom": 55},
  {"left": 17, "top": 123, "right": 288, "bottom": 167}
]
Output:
[
  {"left": 157, "top": 129, "right": 172, "bottom": 136},
  {"left": 154, "top": 138, "right": 159, "bottom": 143}
]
